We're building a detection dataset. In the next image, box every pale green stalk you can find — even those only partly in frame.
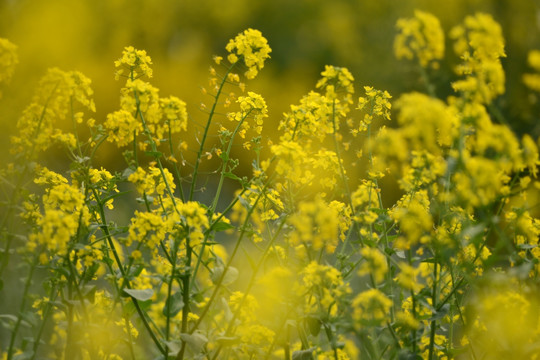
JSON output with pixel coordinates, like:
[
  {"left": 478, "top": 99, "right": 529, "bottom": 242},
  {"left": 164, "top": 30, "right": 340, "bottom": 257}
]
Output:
[
  {"left": 7, "top": 255, "right": 39, "bottom": 360},
  {"left": 189, "top": 63, "right": 237, "bottom": 201}
]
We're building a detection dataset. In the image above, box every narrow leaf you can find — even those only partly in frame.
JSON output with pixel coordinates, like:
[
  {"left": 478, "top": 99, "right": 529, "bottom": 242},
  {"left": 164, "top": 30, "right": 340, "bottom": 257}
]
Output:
[{"left": 123, "top": 288, "right": 154, "bottom": 301}]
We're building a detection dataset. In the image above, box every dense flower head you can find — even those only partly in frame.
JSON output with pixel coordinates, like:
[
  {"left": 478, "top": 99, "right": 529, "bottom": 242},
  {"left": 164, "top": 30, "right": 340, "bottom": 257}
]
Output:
[
  {"left": 298, "top": 261, "right": 351, "bottom": 315},
  {"left": 104, "top": 109, "right": 142, "bottom": 147},
  {"left": 160, "top": 96, "right": 188, "bottom": 134},
  {"left": 452, "top": 154, "right": 510, "bottom": 209},
  {"left": 227, "top": 91, "right": 268, "bottom": 135},
  {"left": 88, "top": 167, "right": 118, "bottom": 209},
  {"left": 109, "top": 76, "right": 187, "bottom": 148},
  {"left": 358, "top": 247, "right": 388, "bottom": 283},
  {"left": 316, "top": 65, "right": 355, "bottom": 117},
  {"left": 280, "top": 91, "right": 334, "bottom": 142},
  {"left": 115, "top": 46, "right": 153, "bottom": 79},
  {"left": 394, "top": 92, "right": 457, "bottom": 153},
  {"left": 0, "top": 37, "right": 18, "bottom": 95},
  {"left": 389, "top": 190, "right": 433, "bottom": 250},
  {"left": 229, "top": 291, "right": 259, "bottom": 323},
  {"left": 450, "top": 13, "right": 506, "bottom": 104},
  {"left": 463, "top": 277, "right": 540, "bottom": 359},
  {"left": 352, "top": 180, "right": 380, "bottom": 226},
  {"left": 523, "top": 50, "right": 540, "bottom": 91},
  {"left": 226, "top": 28, "right": 271, "bottom": 79},
  {"left": 394, "top": 10, "right": 445, "bottom": 68},
  {"left": 230, "top": 185, "right": 284, "bottom": 243},
  {"left": 399, "top": 150, "right": 446, "bottom": 193},
  {"left": 352, "top": 288, "right": 392, "bottom": 327},
  {"left": 127, "top": 210, "right": 169, "bottom": 249},
  {"left": 356, "top": 86, "right": 392, "bottom": 133},
  {"left": 288, "top": 197, "right": 349, "bottom": 254},
  {"left": 11, "top": 68, "right": 95, "bottom": 156},
  {"left": 128, "top": 165, "right": 176, "bottom": 200},
  {"left": 26, "top": 168, "right": 90, "bottom": 262}
]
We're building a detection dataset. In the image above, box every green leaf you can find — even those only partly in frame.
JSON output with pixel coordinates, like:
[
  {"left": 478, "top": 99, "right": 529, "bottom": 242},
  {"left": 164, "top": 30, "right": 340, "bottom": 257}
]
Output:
[
  {"left": 305, "top": 316, "right": 321, "bottom": 336},
  {"left": 223, "top": 172, "right": 242, "bottom": 181},
  {"left": 0, "top": 314, "right": 18, "bottom": 323},
  {"left": 211, "top": 266, "right": 238, "bottom": 285},
  {"left": 292, "top": 348, "right": 316, "bottom": 360},
  {"left": 212, "top": 221, "right": 235, "bottom": 232},
  {"left": 144, "top": 151, "right": 163, "bottom": 158},
  {"left": 163, "top": 340, "right": 183, "bottom": 357},
  {"left": 429, "top": 303, "right": 450, "bottom": 321},
  {"left": 179, "top": 332, "right": 208, "bottom": 354},
  {"left": 123, "top": 299, "right": 152, "bottom": 317},
  {"left": 163, "top": 292, "right": 184, "bottom": 317},
  {"left": 123, "top": 288, "right": 154, "bottom": 301},
  {"left": 216, "top": 336, "right": 240, "bottom": 347}
]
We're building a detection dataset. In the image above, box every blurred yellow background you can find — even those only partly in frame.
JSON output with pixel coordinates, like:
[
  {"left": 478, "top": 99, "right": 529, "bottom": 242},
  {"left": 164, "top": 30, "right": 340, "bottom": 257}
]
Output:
[{"left": 1, "top": 0, "right": 539, "bottom": 169}]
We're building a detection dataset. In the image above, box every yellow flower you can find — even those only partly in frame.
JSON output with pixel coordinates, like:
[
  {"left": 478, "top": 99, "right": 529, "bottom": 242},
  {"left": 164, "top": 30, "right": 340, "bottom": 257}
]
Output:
[
  {"left": 10, "top": 68, "right": 95, "bottom": 157},
  {"left": 394, "top": 10, "right": 445, "bottom": 69},
  {"left": 227, "top": 91, "right": 268, "bottom": 135},
  {"left": 352, "top": 288, "right": 392, "bottom": 327},
  {"left": 450, "top": 13, "right": 506, "bottom": 104},
  {"left": 0, "top": 37, "right": 18, "bottom": 97},
  {"left": 114, "top": 46, "right": 153, "bottom": 79},
  {"left": 104, "top": 109, "right": 142, "bottom": 147},
  {"left": 225, "top": 28, "right": 271, "bottom": 79},
  {"left": 358, "top": 247, "right": 388, "bottom": 283}
]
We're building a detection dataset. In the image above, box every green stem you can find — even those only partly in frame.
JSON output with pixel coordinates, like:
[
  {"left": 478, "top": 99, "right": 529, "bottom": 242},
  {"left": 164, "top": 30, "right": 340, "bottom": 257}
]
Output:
[
  {"left": 184, "top": 180, "right": 272, "bottom": 340},
  {"left": 0, "top": 84, "right": 60, "bottom": 278},
  {"left": 30, "top": 282, "right": 58, "bottom": 360},
  {"left": 132, "top": 90, "right": 178, "bottom": 211},
  {"left": 211, "top": 217, "right": 287, "bottom": 359},
  {"left": 7, "top": 255, "right": 39, "bottom": 360},
  {"left": 189, "top": 185, "right": 250, "bottom": 290},
  {"left": 427, "top": 262, "right": 439, "bottom": 360},
  {"left": 168, "top": 125, "right": 185, "bottom": 202},
  {"left": 211, "top": 110, "right": 251, "bottom": 212},
  {"left": 92, "top": 187, "right": 167, "bottom": 356},
  {"left": 189, "top": 63, "right": 236, "bottom": 201}
]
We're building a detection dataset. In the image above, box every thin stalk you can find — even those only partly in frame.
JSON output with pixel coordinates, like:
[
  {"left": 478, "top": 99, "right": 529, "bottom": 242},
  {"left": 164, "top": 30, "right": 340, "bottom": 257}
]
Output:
[
  {"left": 132, "top": 90, "right": 178, "bottom": 210},
  {"left": 30, "top": 283, "right": 58, "bottom": 360},
  {"left": 183, "top": 180, "right": 271, "bottom": 340},
  {"left": 92, "top": 187, "right": 166, "bottom": 356},
  {"left": 418, "top": 65, "right": 436, "bottom": 98},
  {"left": 165, "top": 236, "right": 181, "bottom": 349},
  {"left": 189, "top": 185, "right": 250, "bottom": 290},
  {"left": 330, "top": 100, "right": 354, "bottom": 214},
  {"left": 7, "top": 255, "right": 39, "bottom": 360},
  {"left": 168, "top": 125, "right": 185, "bottom": 202},
  {"left": 211, "top": 110, "right": 251, "bottom": 212},
  {"left": 427, "top": 262, "right": 439, "bottom": 360},
  {"left": 189, "top": 63, "right": 236, "bottom": 201},
  {"left": 0, "top": 84, "right": 60, "bottom": 277},
  {"left": 210, "top": 217, "right": 288, "bottom": 359}
]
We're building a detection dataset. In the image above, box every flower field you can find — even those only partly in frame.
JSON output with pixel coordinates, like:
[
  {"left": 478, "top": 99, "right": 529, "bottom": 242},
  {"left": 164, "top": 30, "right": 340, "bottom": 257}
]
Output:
[{"left": 1, "top": 7, "right": 540, "bottom": 360}]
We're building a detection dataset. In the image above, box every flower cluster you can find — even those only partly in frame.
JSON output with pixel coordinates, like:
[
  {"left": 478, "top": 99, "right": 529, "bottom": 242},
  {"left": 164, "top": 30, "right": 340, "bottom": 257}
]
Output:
[
  {"left": 450, "top": 13, "right": 506, "bottom": 104},
  {"left": 2, "top": 16, "right": 540, "bottom": 360},
  {"left": 226, "top": 28, "right": 272, "bottom": 79},
  {"left": 114, "top": 45, "right": 153, "bottom": 79},
  {"left": 394, "top": 10, "right": 445, "bottom": 69},
  {"left": 0, "top": 37, "right": 18, "bottom": 96},
  {"left": 10, "top": 68, "right": 95, "bottom": 156}
]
